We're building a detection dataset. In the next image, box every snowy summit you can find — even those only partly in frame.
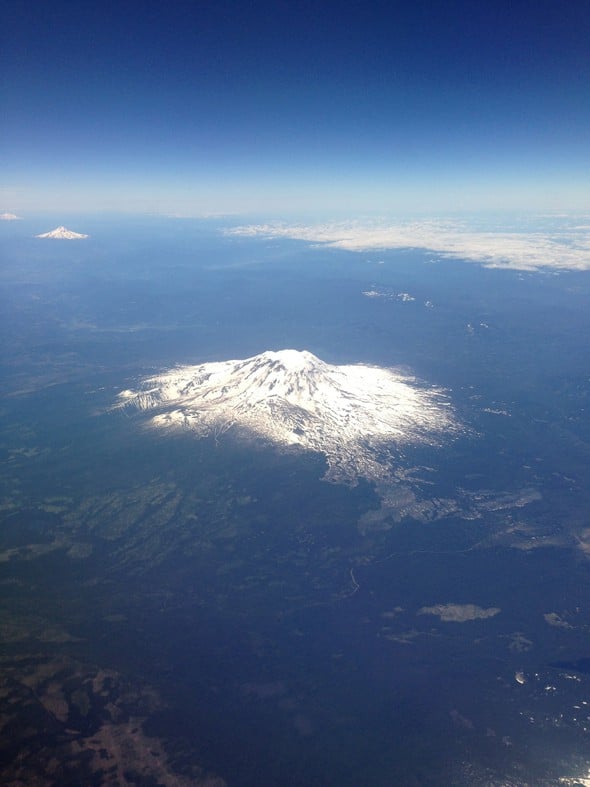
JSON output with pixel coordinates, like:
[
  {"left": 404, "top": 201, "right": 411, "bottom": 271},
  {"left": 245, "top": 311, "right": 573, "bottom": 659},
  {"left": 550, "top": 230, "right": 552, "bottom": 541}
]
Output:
[
  {"left": 36, "top": 225, "right": 88, "bottom": 239},
  {"left": 117, "top": 349, "right": 462, "bottom": 483}
]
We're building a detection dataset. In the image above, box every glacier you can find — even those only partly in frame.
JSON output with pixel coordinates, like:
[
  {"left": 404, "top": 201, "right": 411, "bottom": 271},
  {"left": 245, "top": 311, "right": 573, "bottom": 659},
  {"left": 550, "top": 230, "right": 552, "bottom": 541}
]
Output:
[
  {"left": 36, "top": 225, "right": 89, "bottom": 239},
  {"left": 117, "top": 350, "right": 463, "bottom": 483}
]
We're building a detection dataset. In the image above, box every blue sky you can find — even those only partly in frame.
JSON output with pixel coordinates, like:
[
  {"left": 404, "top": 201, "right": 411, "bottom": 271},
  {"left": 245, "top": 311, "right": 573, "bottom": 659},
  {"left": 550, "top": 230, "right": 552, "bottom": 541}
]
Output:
[{"left": 2, "top": 0, "right": 589, "bottom": 215}]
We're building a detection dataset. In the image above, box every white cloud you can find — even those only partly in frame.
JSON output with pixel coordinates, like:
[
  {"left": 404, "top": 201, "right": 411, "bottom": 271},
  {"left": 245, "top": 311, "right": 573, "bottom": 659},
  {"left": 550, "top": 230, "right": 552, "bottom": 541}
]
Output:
[
  {"left": 418, "top": 603, "right": 501, "bottom": 622},
  {"left": 0, "top": 212, "right": 22, "bottom": 221},
  {"left": 227, "top": 218, "right": 590, "bottom": 272}
]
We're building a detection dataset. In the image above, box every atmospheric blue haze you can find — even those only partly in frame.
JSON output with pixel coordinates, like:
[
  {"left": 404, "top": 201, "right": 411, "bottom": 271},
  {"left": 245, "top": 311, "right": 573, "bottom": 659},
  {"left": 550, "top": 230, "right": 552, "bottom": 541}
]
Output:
[
  {"left": 2, "top": 2, "right": 590, "bottom": 783},
  {"left": 1, "top": 218, "right": 590, "bottom": 784}
]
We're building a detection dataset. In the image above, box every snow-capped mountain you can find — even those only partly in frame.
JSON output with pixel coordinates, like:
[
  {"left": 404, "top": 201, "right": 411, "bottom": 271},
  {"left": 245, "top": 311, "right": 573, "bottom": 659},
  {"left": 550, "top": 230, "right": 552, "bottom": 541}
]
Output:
[
  {"left": 36, "top": 225, "right": 88, "bottom": 239},
  {"left": 0, "top": 212, "right": 22, "bottom": 221},
  {"left": 117, "top": 350, "right": 462, "bottom": 483}
]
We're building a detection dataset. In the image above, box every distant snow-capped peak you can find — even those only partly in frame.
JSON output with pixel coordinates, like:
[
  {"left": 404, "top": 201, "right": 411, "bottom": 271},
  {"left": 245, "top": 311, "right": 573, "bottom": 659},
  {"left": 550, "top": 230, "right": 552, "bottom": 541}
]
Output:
[
  {"left": 117, "top": 349, "right": 463, "bottom": 484},
  {"left": 36, "top": 225, "right": 88, "bottom": 239}
]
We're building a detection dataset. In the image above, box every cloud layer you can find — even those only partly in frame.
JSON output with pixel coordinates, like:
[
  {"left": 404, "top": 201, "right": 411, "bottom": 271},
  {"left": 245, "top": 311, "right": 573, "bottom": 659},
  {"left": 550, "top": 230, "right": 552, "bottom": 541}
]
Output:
[{"left": 228, "top": 218, "right": 590, "bottom": 271}]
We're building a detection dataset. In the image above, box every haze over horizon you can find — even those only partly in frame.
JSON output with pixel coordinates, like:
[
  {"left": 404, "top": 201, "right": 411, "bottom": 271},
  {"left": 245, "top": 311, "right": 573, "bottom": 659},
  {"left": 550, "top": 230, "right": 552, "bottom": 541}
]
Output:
[{"left": 2, "top": 0, "right": 589, "bottom": 216}]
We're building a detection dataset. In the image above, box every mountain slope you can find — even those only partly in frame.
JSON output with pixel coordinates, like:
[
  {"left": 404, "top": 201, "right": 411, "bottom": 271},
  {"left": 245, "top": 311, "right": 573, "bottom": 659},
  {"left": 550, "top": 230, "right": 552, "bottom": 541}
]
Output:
[
  {"left": 117, "top": 350, "right": 462, "bottom": 483},
  {"left": 36, "top": 226, "right": 88, "bottom": 239}
]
